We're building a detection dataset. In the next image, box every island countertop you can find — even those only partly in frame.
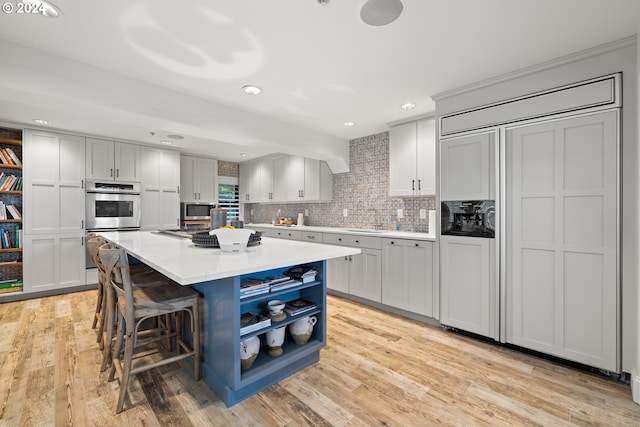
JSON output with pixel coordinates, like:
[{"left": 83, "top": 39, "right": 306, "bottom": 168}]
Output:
[{"left": 97, "top": 230, "right": 361, "bottom": 285}]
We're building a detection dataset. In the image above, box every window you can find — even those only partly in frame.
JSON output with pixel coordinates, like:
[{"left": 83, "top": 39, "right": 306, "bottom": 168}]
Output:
[{"left": 218, "top": 180, "right": 239, "bottom": 225}]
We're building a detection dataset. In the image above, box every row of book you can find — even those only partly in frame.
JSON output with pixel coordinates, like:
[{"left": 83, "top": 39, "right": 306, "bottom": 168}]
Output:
[
  {"left": 0, "top": 227, "right": 21, "bottom": 249},
  {"left": 240, "top": 298, "right": 318, "bottom": 335},
  {"left": 0, "top": 173, "right": 22, "bottom": 192},
  {"left": 0, "top": 279, "right": 22, "bottom": 294},
  {"left": 240, "top": 266, "right": 318, "bottom": 300},
  {"left": 0, "top": 202, "right": 22, "bottom": 220},
  {"left": 0, "top": 147, "right": 21, "bottom": 166}
]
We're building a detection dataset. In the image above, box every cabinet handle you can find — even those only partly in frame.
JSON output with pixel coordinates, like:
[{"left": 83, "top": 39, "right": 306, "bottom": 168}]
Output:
[
  {"left": 177, "top": 186, "right": 180, "bottom": 194},
  {"left": 344, "top": 256, "right": 348, "bottom": 261},
  {"left": 415, "top": 243, "right": 420, "bottom": 247},
  {"left": 338, "top": 238, "right": 342, "bottom": 242},
  {"left": 195, "top": 192, "right": 197, "bottom": 199},
  {"left": 301, "top": 190, "right": 304, "bottom": 198},
  {"left": 418, "top": 179, "right": 421, "bottom": 191},
  {"left": 110, "top": 168, "right": 113, "bottom": 177},
  {"left": 177, "top": 218, "right": 180, "bottom": 226},
  {"left": 391, "top": 241, "right": 395, "bottom": 245},
  {"left": 81, "top": 220, "right": 84, "bottom": 229},
  {"left": 412, "top": 179, "right": 415, "bottom": 191},
  {"left": 349, "top": 255, "right": 352, "bottom": 261},
  {"left": 81, "top": 179, "right": 84, "bottom": 189},
  {"left": 116, "top": 168, "right": 119, "bottom": 178},
  {"left": 81, "top": 236, "right": 84, "bottom": 246},
  {"left": 355, "top": 240, "right": 359, "bottom": 244},
  {"left": 307, "top": 235, "right": 315, "bottom": 240}
]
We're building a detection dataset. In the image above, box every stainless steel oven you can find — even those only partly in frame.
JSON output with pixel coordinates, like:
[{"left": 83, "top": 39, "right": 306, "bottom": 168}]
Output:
[{"left": 85, "top": 180, "right": 141, "bottom": 231}]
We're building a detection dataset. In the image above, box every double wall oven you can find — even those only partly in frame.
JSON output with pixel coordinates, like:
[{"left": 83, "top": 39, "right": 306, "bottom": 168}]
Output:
[{"left": 85, "top": 180, "right": 141, "bottom": 267}]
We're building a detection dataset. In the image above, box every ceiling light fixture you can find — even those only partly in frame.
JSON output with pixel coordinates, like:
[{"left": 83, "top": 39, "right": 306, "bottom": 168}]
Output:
[
  {"left": 240, "top": 153, "right": 249, "bottom": 157},
  {"left": 33, "top": 119, "right": 52, "bottom": 125},
  {"left": 360, "top": 0, "right": 403, "bottom": 26},
  {"left": 22, "top": 0, "right": 62, "bottom": 17},
  {"left": 400, "top": 103, "right": 416, "bottom": 111},
  {"left": 342, "top": 121, "right": 355, "bottom": 127},
  {"left": 242, "top": 85, "right": 262, "bottom": 95},
  {"left": 160, "top": 141, "right": 173, "bottom": 145},
  {"left": 166, "top": 134, "right": 184, "bottom": 139}
]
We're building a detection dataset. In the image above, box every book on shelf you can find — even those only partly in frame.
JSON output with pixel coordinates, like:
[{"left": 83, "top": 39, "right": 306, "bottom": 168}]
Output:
[
  {"left": 0, "top": 149, "right": 11, "bottom": 165},
  {"left": 269, "top": 279, "right": 302, "bottom": 292},
  {"left": 6, "top": 204, "right": 21, "bottom": 219},
  {"left": 283, "top": 265, "right": 318, "bottom": 284},
  {"left": 240, "top": 311, "right": 271, "bottom": 335},
  {"left": 4, "top": 147, "right": 21, "bottom": 165},
  {"left": 0, "top": 286, "right": 22, "bottom": 294},
  {"left": 240, "top": 287, "right": 270, "bottom": 299},
  {"left": 0, "top": 279, "right": 22, "bottom": 289},
  {"left": 284, "top": 298, "right": 318, "bottom": 316},
  {"left": 240, "top": 278, "right": 269, "bottom": 290},
  {"left": 261, "top": 274, "right": 291, "bottom": 285},
  {"left": 15, "top": 226, "right": 21, "bottom": 248}
]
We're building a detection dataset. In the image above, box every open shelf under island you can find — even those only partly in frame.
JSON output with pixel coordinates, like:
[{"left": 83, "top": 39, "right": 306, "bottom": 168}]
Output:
[{"left": 97, "top": 230, "right": 360, "bottom": 407}]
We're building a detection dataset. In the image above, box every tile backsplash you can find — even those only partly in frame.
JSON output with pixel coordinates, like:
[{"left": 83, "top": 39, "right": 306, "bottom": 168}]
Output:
[{"left": 244, "top": 131, "right": 435, "bottom": 233}]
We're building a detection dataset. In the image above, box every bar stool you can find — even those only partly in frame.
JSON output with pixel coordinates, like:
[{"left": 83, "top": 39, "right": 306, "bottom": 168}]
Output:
[
  {"left": 99, "top": 246, "right": 201, "bottom": 414},
  {"left": 92, "top": 240, "right": 175, "bottom": 372}
]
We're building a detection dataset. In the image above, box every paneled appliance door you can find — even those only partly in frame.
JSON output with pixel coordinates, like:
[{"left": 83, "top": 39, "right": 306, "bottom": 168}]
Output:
[{"left": 504, "top": 110, "right": 619, "bottom": 372}]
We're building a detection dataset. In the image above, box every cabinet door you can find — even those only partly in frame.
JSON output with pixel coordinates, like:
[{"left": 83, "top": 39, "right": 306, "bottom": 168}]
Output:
[
  {"left": 180, "top": 155, "right": 197, "bottom": 202},
  {"left": 302, "top": 158, "right": 320, "bottom": 200},
  {"left": 440, "top": 235, "right": 492, "bottom": 337},
  {"left": 272, "top": 156, "right": 289, "bottom": 201},
  {"left": 23, "top": 234, "right": 85, "bottom": 293},
  {"left": 416, "top": 119, "right": 436, "bottom": 196},
  {"left": 141, "top": 147, "right": 180, "bottom": 230},
  {"left": 389, "top": 121, "right": 417, "bottom": 197},
  {"left": 382, "top": 239, "right": 434, "bottom": 316},
  {"left": 285, "top": 156, "right": 304, "bottom": 201},
  {"left": 114, "top": 142, "right": 141, "bottom": 182},
  {"left": 505, "top": 111, "right": 618, "bottom": 371},
  {"left": 327, "top": 256, "right": 350, "bottom": 293},
  {"left": 24, "top": 130, "right": 85, "bottom": 235},
  {"left": 319, "top": 161, "right": 333, "bottom": 202},
  {"left": 259, "top": 158, "right": 274, "bottom": 202},
  {"left": 196, "top": 157, "right": 217, "bottom": 203},
  {"left": 85, "top": 137, "right": 115, "bottom": 180},
  {"left": 350, "top": 249, "right": 382, "bottom": 302},
  {"left": 440, "top": 132, "right": 492, "bottom": 201}
]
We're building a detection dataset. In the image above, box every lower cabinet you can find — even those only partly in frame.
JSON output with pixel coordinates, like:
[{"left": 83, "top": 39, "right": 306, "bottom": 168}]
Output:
[
  {"left": 23, "top": 233, "right": 86, "bottom": 293},
  {"left": 382, "top": 238, "right": 434, "bottom": 317}
]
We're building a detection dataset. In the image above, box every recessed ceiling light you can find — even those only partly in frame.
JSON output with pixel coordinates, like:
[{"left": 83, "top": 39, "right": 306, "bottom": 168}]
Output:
[
  {"left": 160, "top": 141, "right": 173, "bottom": 145},
  {"left": 166, "top": 134, "right": 184, "bottom": 139},
  {"left": 22, "top": 0, "right": 62, "bottom": 17},
  {"left": 240, "top": 153, "right": 249, "bottom": 157},
  {"left": 33, "top": 119, "right": 52, "bottom": 125},
  {"left": 242, "top": 85, "right": 262, "bottom": 95},
  {"left": 400, "top": 103, "right": 416, "bottom": 111},
  {"left": 342, "top": 121, "right": 355, "bottom": 127}
]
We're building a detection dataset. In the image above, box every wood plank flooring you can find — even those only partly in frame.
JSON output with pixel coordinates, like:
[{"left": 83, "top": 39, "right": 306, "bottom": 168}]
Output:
[{"left": 1, "top": 290, "right": 639, "bottom": 426}]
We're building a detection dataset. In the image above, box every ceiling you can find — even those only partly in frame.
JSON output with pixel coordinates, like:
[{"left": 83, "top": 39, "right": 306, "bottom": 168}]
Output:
[{"left": 0, "top": 0, "right": 638, "bottom": 171}]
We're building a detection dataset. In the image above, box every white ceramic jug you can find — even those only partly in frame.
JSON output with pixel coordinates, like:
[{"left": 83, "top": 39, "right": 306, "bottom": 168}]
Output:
[
  {"left": 240, "top": 335, "right": 260, "bottom": 370},
  {"left": 290, "top": 316, "right": 317, "bottom": 336},
  {"left": 266, "top": 326, "right": 286, "bottom": 356}
]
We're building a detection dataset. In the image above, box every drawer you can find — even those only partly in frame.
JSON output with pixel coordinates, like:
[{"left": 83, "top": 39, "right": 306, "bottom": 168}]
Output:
[
  {"left": 322, "top": 233, "right": 381, "bottom": 249},
  {"left": 272, "top": 228, "right": 301, "bottom": 240},
  {"left": 299, "top": 231, "right": 323, "bottom": 243}
]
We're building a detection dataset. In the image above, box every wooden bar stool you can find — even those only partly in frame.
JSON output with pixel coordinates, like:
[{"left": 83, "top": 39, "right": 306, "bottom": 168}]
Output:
[{"left": 99, "top": 246, "right": 201, "bottom": 414}]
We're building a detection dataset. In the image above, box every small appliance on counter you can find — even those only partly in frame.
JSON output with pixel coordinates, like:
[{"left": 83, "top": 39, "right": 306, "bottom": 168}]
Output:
[{"left": 441, "top": 200, "right": 495, "bottom": 238}]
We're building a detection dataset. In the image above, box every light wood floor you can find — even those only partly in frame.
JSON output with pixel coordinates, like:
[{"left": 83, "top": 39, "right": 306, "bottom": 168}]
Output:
[{"left": 1, "top": 291, "right": 639, "bottom": 426}]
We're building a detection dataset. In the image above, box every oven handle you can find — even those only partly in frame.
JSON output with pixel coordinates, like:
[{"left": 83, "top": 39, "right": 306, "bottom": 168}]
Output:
[{"left": 86, "top": 190, "right": 140, "bottom": 195}]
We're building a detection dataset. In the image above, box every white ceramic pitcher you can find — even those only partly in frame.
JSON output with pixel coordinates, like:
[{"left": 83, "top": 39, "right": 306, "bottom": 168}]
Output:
[{"left": 290, "top": 315, "right": 317, "bottom": 336}]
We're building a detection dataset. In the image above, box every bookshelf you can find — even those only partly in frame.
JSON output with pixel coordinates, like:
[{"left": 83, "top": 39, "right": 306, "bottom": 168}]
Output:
[{"left": 0, "top": 129, "right": 23, "bottom": 295}]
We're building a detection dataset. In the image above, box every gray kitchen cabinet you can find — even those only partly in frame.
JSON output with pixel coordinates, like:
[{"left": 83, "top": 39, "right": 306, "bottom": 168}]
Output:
[
  {"left": 272, "top": 228, "right": 301, "bottom": 240},
  {"left": 505, "top": 111, "right": 618, "bottom": 372},
  {"left": 180, "top": 155, "right": 217, "bottom": 203},
  {"left": 382, "top": 238, "right": 434, "bottom": 317},
  {"left": 262, "top": 155, "right": 332, "bottom": 203},
  {"left": 23, "top": 234, "right": 86, "bottom": 293},
  {"left": 324, "top": 233, "right": 381, "bottom": 302},
  {"left": 440, "top": 235, "right": 497, "bottom": 339},
  {"left": 389, "top": 118, "right": 436, "bottom": 197},
  {"left": 239, "top": 159, "right": 260, "bottom": 203},
  {"left": 86, "top": 138, "right": 141, "bottom": 182},
  {"left": 23, "top": 129, "right": 85, "bottom": 235},
  {"left": 258, "top": 156, "right": 276, "bottom": 202},
  {"left": 440, "top": 131, "right": 494, "bottom": 201},
  {"left": 140, "top": 146, "right": 180, "bottom": 230}
]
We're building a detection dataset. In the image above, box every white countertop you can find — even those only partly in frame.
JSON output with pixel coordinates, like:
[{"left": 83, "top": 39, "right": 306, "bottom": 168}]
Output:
[
  {"left": 245, "top": 224, "right": 436, "bottom": 241},
  {"left": 97, "top": 230, "right": 361, "bottom": 286}
]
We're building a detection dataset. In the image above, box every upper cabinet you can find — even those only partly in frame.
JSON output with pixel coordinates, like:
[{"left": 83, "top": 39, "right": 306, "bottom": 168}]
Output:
[
  {"left": 240, "top": 155, "right": 332, "bottom": 203},
  {"left": 440, "top": 132, "right": 494, "bottom": 201},
  {"left": 180, "top": 155, "right": 217, "bottom": 203},
  {"left": 86, "top": 137, "right": 141, "bottom": 182},
  {"left": 389, "top": 118, "right": 436, "bottom": 197},
  {"left": 140, "top": 146, "right": 180, "bottom": 230}
]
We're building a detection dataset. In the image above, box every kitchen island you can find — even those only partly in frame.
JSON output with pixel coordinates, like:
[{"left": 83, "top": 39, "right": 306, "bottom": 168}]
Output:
[{"left": 97, "top": 230, "right": 360, "bottom": 406}]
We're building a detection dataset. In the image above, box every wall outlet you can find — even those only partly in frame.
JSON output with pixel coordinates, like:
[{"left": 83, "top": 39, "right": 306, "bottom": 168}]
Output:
[
  {"left": 419, "top": 209, "right": 427, "bottom": 219},
  {"left": 397, "top": 209, "right": 404, "bottom": 219},
  {"left": 343, "top": 208, "right": 348, "bottom": 217}
]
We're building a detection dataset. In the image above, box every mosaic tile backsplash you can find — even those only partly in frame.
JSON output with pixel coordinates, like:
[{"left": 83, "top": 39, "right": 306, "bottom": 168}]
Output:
[{"left": 244, "top": 131, "right": 436, "bottom": 233}]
